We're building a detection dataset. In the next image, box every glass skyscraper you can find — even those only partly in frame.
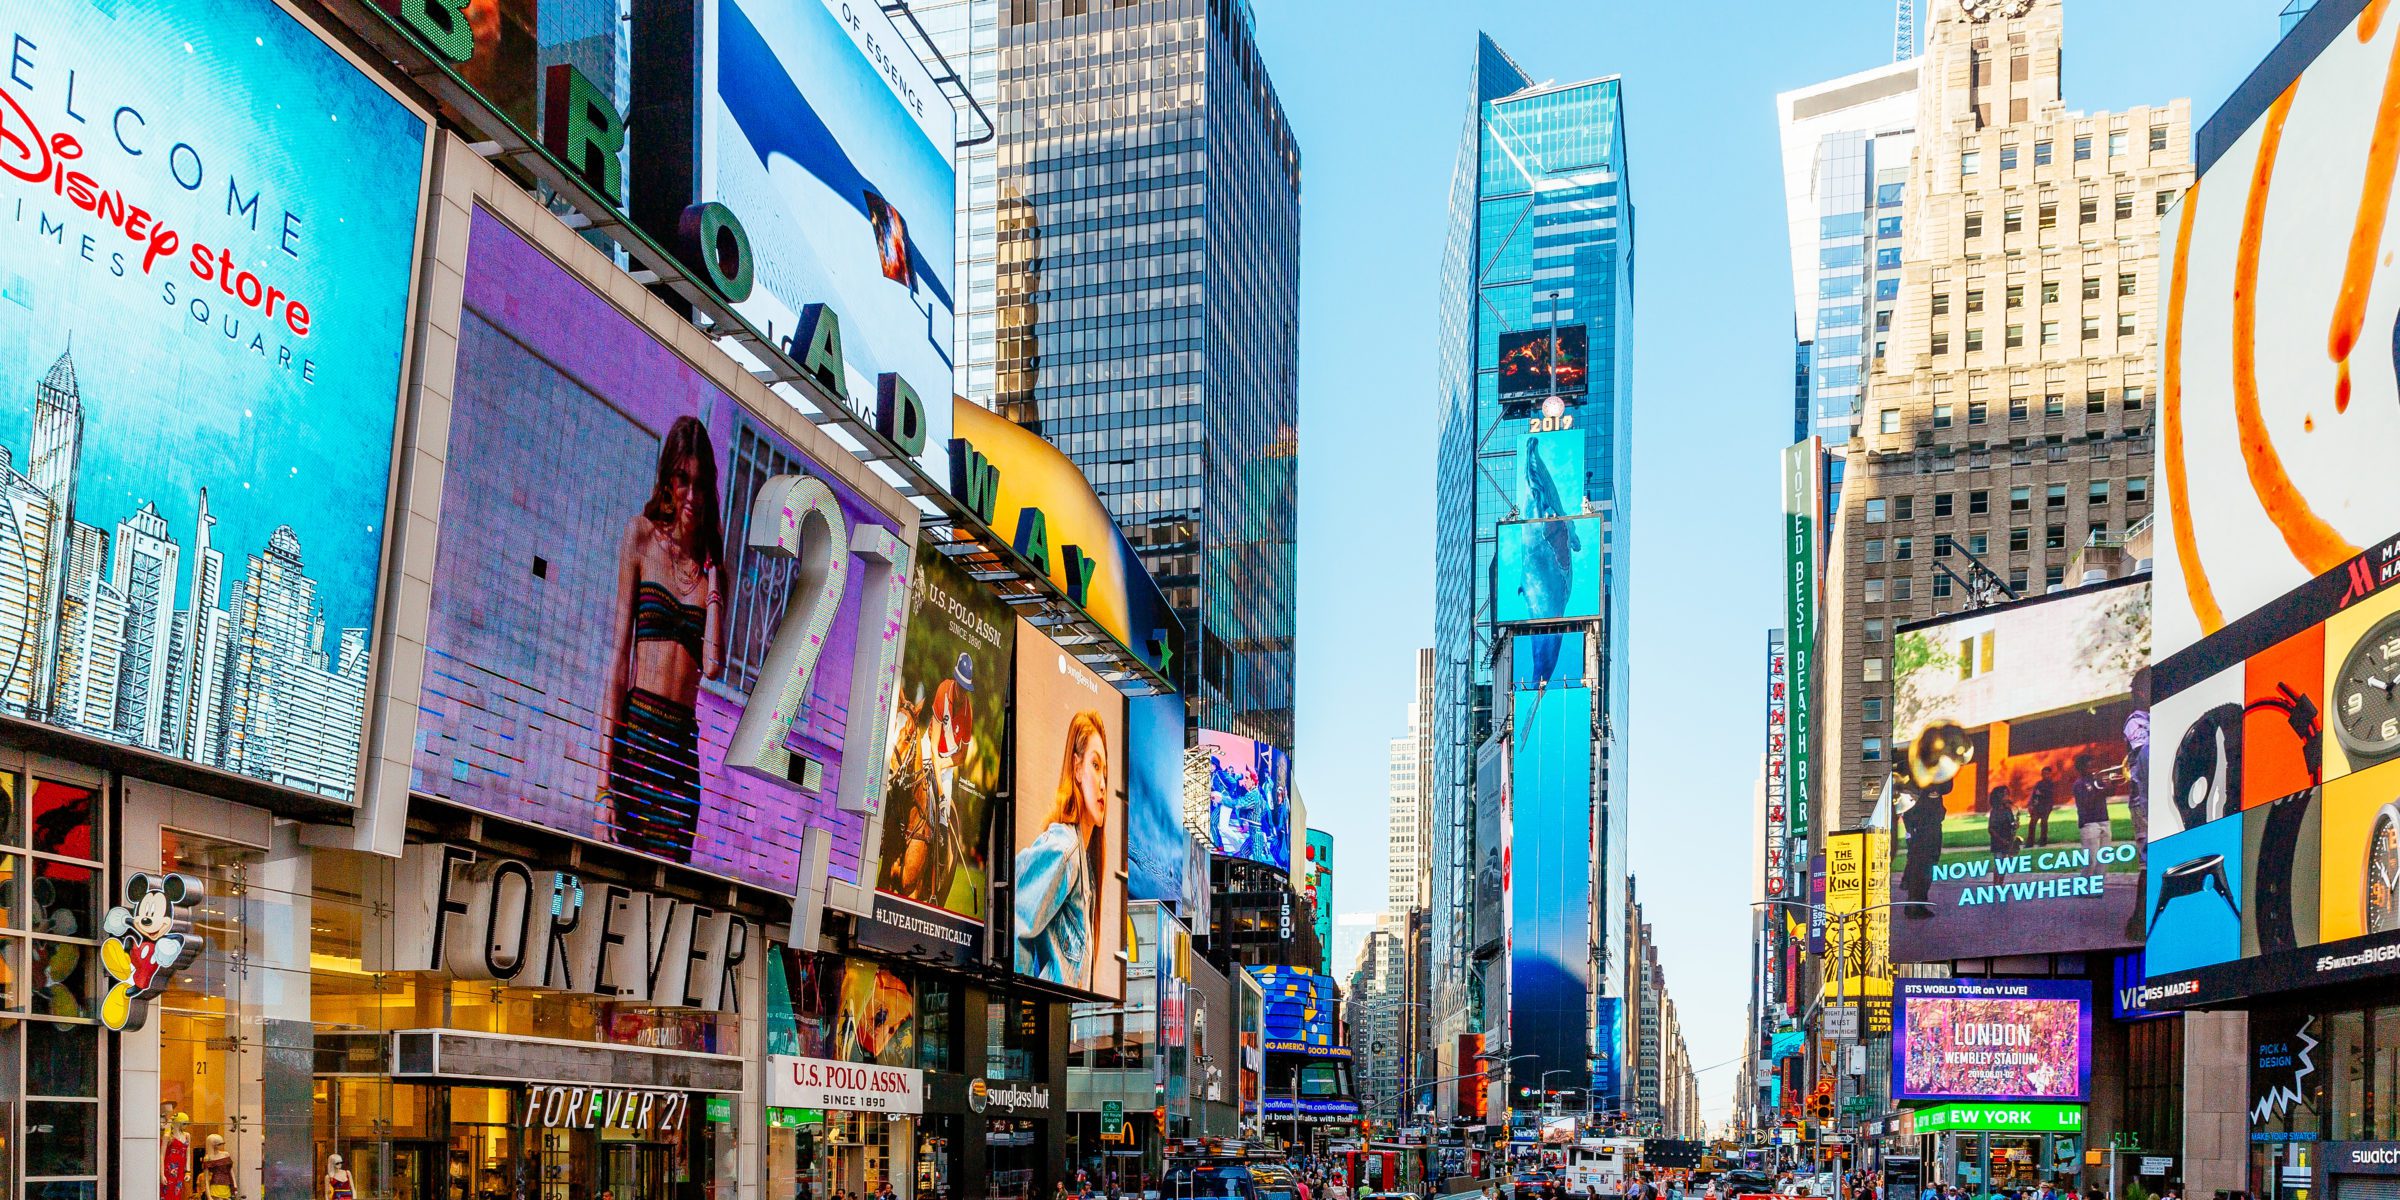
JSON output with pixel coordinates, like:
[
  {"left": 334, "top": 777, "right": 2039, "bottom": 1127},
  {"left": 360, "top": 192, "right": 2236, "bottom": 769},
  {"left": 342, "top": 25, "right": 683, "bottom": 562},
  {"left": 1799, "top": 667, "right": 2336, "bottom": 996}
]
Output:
[
  {"left": 909, "top": 0, "right": 1301, "bottom": 746},
  {"left": 1429, "top": 35, "right": 1633, "bottom": 1115},
  {"left": 1776, "top": 59, "right": 1919, "bottom": 446}
]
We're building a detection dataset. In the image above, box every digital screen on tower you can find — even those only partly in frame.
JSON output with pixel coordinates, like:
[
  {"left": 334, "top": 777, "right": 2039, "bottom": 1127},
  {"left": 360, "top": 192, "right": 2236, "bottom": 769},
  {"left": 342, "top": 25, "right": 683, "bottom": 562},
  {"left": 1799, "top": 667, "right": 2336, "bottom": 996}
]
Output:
[
  {"left": 0, "top": 0, "right": 428, "bottom": 800},
  {"left": 1495, "top": 326, "right": 1589, "bottom": 400},
  {"left": 1495, "top": 428, "right": 1602, "bottom": 623},
  {"left": 1201, "top": 730, "right": 1292, "bottom": 872},
  {"left": 1246, "top": 966, "right": 1346, "bottom": 1057},
  {"left": 862, "top": 536, "right": 1011, "bottom": 964},
  {"left": 1009, "top": 618, "right": 1126, "bottom": 1000},
  {"left": 1511, "top": 676, "right": 1594, "bottom": 1080},
  {"left": 2140, "top": 3, "right": 2400, "bottom": 1010},
  {"left": 1893, "top": 978, "right": 2092, "bottom": 1102},
  {"left": 1126, "top": 693, "right": 1190, "bottom": 905}
]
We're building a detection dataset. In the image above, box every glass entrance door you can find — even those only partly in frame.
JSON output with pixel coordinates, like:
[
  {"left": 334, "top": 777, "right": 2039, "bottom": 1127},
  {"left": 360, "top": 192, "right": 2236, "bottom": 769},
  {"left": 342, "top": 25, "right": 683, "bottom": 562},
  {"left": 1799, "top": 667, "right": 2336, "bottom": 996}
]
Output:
[
  {"left": 384, "top": 1143, "right": 449, "bottom": 1200},
  {"left": 600, "top": 1142, "right": 671, "bottom": 1200}
]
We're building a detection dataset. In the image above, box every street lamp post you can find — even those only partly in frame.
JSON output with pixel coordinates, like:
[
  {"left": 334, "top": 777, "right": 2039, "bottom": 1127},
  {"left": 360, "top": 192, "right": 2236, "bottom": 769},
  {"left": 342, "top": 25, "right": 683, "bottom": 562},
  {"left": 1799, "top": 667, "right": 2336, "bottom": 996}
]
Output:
[
  {"left": 1753, "top": 898, "right": 1931, "bottom": 1194},
  {"left": 1539, "top": 1070, "right": 1574, "bottom": 1120}
]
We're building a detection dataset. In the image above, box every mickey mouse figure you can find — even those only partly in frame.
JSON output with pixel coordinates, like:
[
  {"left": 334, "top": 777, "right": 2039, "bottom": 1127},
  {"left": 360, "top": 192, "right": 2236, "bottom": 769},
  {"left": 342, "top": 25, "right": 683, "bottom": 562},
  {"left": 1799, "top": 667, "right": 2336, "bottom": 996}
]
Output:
[{"left": 98, "top": 872, "right": 204, "bottom": 1031}]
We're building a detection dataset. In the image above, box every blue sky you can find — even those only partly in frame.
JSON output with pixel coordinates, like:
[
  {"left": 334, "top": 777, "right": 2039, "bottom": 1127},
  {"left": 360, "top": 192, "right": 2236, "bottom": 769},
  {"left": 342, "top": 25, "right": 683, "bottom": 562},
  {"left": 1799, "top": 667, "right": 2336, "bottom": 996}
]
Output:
[{"left": 1258, "top": 0, "right": 2288, "bottom": 1119}]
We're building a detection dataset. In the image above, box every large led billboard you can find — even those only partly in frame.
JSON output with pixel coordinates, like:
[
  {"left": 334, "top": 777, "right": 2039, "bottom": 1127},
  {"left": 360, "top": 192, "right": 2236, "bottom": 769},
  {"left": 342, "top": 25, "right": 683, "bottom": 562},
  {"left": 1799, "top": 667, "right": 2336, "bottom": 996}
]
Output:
[
  {"left": 415, "top": 211, "right": 908, "bottom": 897},
  {"left": 1495, "top": 326, "right": 1589, "bottom": 400},
  {"left": 1010, "top": 618, "right": 1126, "bottom": 998},
  {"left": 701, "top": 0, "right": 957, "bottom": 473},
  {"left": 1246, "top": 966, "right": 1347, "bottom": 1057},
  {"left": 1126, "top": 693, "right": 1190, "bottom": 905},
  {"left": 862, "top": 536, "right": 1011, "bottom": 964},
  {"left": 2152, "top": 5, "right": 2400, "bottom": 666},
  {"left": 1496, "top": 427, "right": 1601, "bottom": 623},
  {"left": 1511, "top": 679, "right": 1594, "bottom": 1082},
  {"left": 1200, "top": 729, "right": 1292, "bottom": 872},
  {"left": 1893, "top": 978, "right": 2093, "bottom": 1103},
  {"left": 2139, "top": 0, "right": 2400, "bottom": 1011},
  {"left": 0, "top": 0, "right": 428, "bottom": 800},
  {"left": 2142, "top": 538, "right": 2400, "bottom": 1001},
  {"left": 950, "top": 399, "right": 1185, "bottom": 678},
  {"left": 1887, "top": 580, "right": 2152, "bottom": 962}
]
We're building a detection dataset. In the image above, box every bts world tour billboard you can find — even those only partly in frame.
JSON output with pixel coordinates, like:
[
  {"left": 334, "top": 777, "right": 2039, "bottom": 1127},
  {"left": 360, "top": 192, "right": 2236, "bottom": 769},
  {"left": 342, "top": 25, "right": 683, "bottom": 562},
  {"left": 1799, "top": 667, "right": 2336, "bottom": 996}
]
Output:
[
  {"left": 1893, "top": 978, "right": 2093, "bottom": 1103},
  {"left": 0, "top": 0, "right": 429, "bottom": 799}
]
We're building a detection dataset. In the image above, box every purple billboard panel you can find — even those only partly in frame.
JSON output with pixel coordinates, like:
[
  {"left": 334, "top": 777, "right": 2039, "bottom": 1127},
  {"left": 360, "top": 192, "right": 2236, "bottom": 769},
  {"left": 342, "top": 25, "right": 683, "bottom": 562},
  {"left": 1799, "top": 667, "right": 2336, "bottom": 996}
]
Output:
[
  {"left": 412, "top": 209, "right": 908, "bottom": 895},
  {"left": 1893, "top": 977, "right": 2093, "bottom": 1102}
]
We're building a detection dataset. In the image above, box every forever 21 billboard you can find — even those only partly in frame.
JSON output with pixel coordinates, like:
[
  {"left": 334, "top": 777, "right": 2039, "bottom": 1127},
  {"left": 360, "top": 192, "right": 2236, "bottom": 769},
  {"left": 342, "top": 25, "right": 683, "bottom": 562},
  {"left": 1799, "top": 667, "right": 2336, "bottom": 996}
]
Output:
[{"left": 0, "top": 0, "right": 429, "bottom": 801}]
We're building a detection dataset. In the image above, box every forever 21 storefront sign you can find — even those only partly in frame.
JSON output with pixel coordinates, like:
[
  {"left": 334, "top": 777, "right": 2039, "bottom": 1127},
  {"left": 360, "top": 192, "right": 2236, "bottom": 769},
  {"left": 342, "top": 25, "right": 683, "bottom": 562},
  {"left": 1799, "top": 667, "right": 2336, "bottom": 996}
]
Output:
[
  {"left": 768, "top": 1054, "right": 924, "bottom": 1115},
  {"left": 381, "top": 843, "right": 751, "bottom": 1012}
]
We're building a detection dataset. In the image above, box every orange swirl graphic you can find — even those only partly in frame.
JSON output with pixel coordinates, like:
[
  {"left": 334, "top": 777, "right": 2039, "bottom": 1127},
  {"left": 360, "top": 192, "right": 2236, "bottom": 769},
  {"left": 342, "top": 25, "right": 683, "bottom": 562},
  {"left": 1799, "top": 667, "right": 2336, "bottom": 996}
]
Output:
[
  {"left": 2330, "top": 15, "right": 2400, "bottom": 411},
  {"left": 2368, "top": 0, "right": 2391, "bottom": 41},
  {"left": 2163, "top": 185, "right": 2223, "bottom": 634},
  {"left": 2236, "top": 85, "right": 2360, "bottom": 575}
]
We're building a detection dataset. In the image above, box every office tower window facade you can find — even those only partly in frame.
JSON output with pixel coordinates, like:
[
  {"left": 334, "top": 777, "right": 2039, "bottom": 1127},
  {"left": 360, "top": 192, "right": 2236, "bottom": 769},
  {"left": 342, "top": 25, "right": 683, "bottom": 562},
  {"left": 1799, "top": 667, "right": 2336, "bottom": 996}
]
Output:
[
  {"left": 920, "top": 0, "right": 1301, "bottom": 745},
  {"left": 1779, "top": 60, "right": 1921, "bottom": 444},
  {"left": 1818, "top": 0, "right": 2190, "bottom": 828},
  {"left": 1430, "top": 35, "right": 1633, "bottom": 1116}
]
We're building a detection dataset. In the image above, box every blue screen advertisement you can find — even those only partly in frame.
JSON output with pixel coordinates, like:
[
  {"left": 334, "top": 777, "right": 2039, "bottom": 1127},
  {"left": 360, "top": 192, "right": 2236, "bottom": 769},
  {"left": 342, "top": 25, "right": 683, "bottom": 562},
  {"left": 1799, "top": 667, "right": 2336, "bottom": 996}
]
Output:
[
  {"left": 1591, "top": 996, "right": 1623, "bottom": 1103},
  {"left": 1497, "top": 428, "right": 1601, "bottom": 623},
  {"left": 702, "top": 0, "right": 957, "bottom": 475},
  {"left": 0, "top": 0, "right": 426, "bottom": 799},
  {"left": 1246, "top": 965, "right": 1348, "bottom": 1058},
  {"left": 1126, "top": 693, "right": 1189, "bottom": 903},
  {"left": 1511, "top": 683, "right": 1593, "bottom": 1082}
]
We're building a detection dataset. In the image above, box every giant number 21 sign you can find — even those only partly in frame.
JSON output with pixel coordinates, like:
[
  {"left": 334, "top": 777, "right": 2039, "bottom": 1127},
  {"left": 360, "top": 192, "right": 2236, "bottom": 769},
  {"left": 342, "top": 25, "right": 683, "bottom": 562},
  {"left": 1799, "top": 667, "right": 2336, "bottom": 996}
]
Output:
[{"left": 411, "top": 209, "right": 913, "bottom": 913}]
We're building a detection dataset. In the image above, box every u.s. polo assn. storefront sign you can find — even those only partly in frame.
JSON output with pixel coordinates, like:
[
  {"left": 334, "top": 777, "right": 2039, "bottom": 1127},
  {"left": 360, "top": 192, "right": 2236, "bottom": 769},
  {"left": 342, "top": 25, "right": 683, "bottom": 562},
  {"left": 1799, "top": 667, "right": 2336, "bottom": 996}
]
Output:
[{"left": 767, "top": 1054, "right": 924, "bottom": 1114}]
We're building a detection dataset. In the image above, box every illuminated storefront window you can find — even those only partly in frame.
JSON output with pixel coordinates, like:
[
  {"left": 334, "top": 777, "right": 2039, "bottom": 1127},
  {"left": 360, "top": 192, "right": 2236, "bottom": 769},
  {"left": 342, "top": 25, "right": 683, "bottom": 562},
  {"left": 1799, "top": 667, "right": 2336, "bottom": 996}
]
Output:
[{"left": 0, "top": 766, "right": 106, "bottom": 1197}]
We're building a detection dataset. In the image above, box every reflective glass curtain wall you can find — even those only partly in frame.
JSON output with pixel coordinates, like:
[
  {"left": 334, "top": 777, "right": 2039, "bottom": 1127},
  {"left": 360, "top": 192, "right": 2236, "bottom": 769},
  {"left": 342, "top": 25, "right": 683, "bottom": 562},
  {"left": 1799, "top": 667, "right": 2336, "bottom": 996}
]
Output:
[
  {"left": 1430, "top": 35, "right": 1633, "bottom": 1115},
  {"left": 985, "top": 0, "right": 1301, "bottom": 746}
]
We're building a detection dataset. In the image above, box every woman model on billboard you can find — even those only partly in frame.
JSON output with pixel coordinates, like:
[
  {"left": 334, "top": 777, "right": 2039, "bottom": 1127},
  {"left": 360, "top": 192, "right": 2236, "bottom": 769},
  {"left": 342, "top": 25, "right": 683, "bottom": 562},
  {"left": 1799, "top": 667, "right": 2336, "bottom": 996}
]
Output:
[
  {"left": 883, "top": 658, "right": 977, "bottom": 906},
  {"left": 1015, "top": 710, "right": 1110, "bottom": 989},
  {"left": 602, "top": 416, "right": 726, "bottom": 864}
]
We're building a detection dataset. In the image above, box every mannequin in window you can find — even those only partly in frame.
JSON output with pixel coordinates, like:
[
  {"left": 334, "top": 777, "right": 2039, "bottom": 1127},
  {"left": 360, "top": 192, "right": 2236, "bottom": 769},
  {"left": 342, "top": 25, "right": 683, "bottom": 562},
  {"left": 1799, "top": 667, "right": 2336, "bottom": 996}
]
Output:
[
  {"left": 161, "top": 1110, "right": 192, "bottom": 1200},
  {"left": 200, "top": 1134, "right": 237, "bottom": 1200},
  {"left": 325, "top": 1154, "right": 354, "bottom": 1200}
]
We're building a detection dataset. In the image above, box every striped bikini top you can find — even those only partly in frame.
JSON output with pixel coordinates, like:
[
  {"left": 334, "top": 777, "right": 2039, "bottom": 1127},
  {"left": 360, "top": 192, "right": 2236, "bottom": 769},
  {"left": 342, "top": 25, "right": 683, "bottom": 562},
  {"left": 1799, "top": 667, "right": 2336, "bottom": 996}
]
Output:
[{"left": 633, "top": 581, "right": 705, "bottom": 659}]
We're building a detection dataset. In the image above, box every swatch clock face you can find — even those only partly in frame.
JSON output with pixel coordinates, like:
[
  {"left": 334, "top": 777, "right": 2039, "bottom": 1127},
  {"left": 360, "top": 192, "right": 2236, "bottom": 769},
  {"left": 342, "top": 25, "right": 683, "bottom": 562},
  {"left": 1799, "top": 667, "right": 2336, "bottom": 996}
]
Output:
[
  {"left": 2334, "top": 613, "right": 2400, "bottom": 765},
  {"left": 2371, "top": 805, "right": 2400, "bottom": 935}
]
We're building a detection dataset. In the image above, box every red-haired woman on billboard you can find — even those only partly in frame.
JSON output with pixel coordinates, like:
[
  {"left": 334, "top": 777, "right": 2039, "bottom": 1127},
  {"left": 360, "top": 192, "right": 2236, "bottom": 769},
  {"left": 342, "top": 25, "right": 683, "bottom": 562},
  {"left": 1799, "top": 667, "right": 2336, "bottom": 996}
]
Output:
[
  {"left": 1014, "top": 709, "right": 1109, "bottom": 989},
  {"left": 602, "top": 415, "right": 726, "bottom": 863}
]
